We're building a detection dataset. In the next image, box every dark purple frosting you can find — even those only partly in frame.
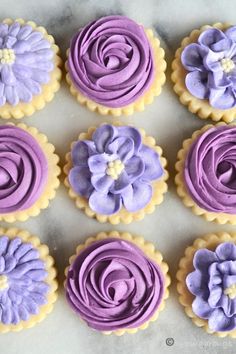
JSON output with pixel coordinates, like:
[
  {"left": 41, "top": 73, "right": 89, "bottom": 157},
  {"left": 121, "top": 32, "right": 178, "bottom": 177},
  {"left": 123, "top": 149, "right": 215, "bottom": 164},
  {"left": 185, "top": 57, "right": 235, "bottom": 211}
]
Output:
[
  {"left": 181, "top": 26, "right": 236, "bottom": 109},
  {"left": 69, "top": 124, "right": 163, "bottom": 215},
  {"left": 66, "top": 238, "right": 164, "bottom": 331},
  {"left": 184, "top": 125, "right": 236, "bottom": 214},
  {"left": 187, "top": 242, "right": 236, "bottom": 332},
  {"left": 68, "top": 15, "right": 154, "bottom": 108},
  {"left": 0, "top": 125, "right": 48, "bottom": 213},
  {"left": 0, "top": 235, "right": 49, "bottom": 325}
]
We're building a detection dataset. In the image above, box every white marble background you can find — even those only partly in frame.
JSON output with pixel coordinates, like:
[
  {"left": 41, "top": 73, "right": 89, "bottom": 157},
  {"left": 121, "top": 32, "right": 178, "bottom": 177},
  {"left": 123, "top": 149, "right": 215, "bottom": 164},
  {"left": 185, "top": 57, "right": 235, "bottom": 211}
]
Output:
[{"left": 0, "top": 0, "right": 236, "bottom": 353}]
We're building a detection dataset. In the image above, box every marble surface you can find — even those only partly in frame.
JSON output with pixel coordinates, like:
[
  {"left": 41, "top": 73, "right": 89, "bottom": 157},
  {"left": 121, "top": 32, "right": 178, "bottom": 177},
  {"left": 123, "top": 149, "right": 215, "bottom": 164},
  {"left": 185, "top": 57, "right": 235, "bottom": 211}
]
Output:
[{"left": 0, "top": 0, "right": 236, "bottom": 353}]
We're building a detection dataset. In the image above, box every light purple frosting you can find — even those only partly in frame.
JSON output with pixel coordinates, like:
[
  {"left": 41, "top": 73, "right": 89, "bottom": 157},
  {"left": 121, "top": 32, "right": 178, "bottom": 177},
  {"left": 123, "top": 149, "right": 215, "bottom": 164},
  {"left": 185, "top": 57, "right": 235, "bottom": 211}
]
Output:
[
  {"left": 184, "top": 125, "right": 236, "bottom": 214},
  {"left": 186, "top": 242, "right": 236, "bottom": 332},
  {"left": 181, "top": 26, "right": 236, "bottom": 109},
  {"left": 66, "top": 238, "right": 164, "bottom": 331},
  {"left": 0, "top": 235, "right": 49, "bottom": 325},
  {"left": 0, "top": 21, "right": 54, "bottom": 106},
  {"left": 68, "top": 15, "right": 154, "bottom": 108},
  {"left": 69, "top": 124, "right": 163, "bottom": 215},
  {"left": 0, "top": 125, "right": 48, "bottom": 213}
]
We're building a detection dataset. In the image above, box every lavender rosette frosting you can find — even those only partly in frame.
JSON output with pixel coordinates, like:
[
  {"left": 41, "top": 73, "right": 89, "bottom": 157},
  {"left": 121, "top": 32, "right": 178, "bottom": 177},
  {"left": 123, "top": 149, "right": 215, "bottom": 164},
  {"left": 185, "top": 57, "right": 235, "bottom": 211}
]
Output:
[
  {"left": 186, "top": 242, "right": 236, "bottom": 332},
  {"left": 68, "top": 15, "right": 154, "bottom": 108},
  {"left": 0, "top": 21, "right": 54, "bottom": 106},
  {"left": 69, "top": 124, "right": 163, "bottom": 215},
  {"left": 0, "top": 235, "right": 49, "bottom": 325},
  {"left": 181, "top": 26, "right": 236, "bottom": 109},
  {"left": 0, "top": 125, "right": 48, "bottom": 214},
  {"left": 184, "top": 125, "right": 236, "bottom": 214},
  {"left": 66, "top": 238, "right": 164, "bottom": 331}
]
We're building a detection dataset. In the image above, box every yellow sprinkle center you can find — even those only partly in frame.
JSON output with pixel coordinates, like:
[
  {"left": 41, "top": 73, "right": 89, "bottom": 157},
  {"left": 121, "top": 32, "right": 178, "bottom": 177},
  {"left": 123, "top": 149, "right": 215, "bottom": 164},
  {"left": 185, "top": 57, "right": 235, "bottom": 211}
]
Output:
[
  {"left": 106, "top": 159, "right": 125, "bottom": 180},
  {"left": 0, "top": 275, "right": 8, "bottom": 290},
  {"left": 224, "top": 283, "right": 236, "bottom": 299},
  {"left": 221, "top": 57, "right": 235, "bottom": 73},
  {"left": 0, "top": 48, "right": 16, "bottom": 65}
]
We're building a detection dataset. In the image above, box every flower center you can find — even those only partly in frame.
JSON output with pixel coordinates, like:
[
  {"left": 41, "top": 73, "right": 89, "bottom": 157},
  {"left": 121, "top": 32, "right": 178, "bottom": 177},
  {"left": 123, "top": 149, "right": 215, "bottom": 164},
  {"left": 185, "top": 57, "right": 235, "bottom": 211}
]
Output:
[
  {"left": 0, "top": 48, "right": 16, "bottom": 65},
  {"left": 0, "top": 275, "right": 8, "bottom": 290},
  {"left": 224, "top": 283, "right": 236, "bottom": 299},
  {"left": 106, "top": 159, "right": 125, "bottom": 180},
  {"left": 221, "top": 57, "right": 235, "bottom": 73}
]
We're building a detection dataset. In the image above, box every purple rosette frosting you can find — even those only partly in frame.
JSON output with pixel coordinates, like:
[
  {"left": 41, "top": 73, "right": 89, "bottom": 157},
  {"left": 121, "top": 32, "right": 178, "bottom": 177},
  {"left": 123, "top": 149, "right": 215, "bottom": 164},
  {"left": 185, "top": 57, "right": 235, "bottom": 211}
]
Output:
[
  {"left": 186, "top": 242, "right": 236, "bottom": 332},
  {"left": 0, "top": 125, "right": 48, "bottom": 214},
  {"left": 0, "top": 21, "right": 54, "bottom": 106},
  {"left": 66, "top": 238, "right": 164, "bottom": 331},
  {"left": 181, "top": 26, "right": 236, "bottom": 109},
  {"left": 69, "top": 124, "right": 163, "bottom": 215},
  {"left": 184, "top": 125, "right": 236, "bottom": 214},
  {"left": 0, "top": 235, "right": 49, "bottom": 325},
  {"left": 68, "top": 15, "right": 154, "bottom": 108}
]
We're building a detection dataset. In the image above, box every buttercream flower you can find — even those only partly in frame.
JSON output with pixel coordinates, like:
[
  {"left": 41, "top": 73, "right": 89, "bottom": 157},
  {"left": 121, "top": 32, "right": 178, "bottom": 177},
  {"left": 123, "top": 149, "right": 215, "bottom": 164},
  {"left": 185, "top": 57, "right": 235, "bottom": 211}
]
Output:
[
  {"left": 0, "top": 235, "right": 49, "bottom": 325},
  {"left": 184, "top": 125, "right": 236, "bottom": 214},
  {"left": 65, "top": 237, "right": 166, "bottom": 332},
  {"left": 186, "top": 242, "right": 236, "bottom": 332},
  {"left": 181, "top": 26, "right": 236, "bottom": 109},
  {"left": 0, "top": 21, "right": 54, "bottom": 106},
  {"left": 69, "top": 124, "right": 163, "bottom": 215}
]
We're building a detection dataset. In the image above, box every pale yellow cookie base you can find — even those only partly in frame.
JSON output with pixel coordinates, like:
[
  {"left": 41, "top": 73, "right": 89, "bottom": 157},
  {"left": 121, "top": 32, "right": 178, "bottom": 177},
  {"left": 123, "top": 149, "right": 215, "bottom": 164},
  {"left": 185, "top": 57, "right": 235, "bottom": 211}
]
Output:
[
  {"left": 64, "top": 231, "right": 171, "bottom": 336},
  {"left": 175, "top": 122, "right": 236, "bottom": 224},
  {"left": 64, "top": 124, "right": 168, "bottom": 224},
  {"left": 0, "top": 18, "right": 62, "bottom": 119},
  {"left": 171, "top": 22, "right": 236, "bottom": 123},
  {"left": 177, "top": 232, "right": 236, "bottom": 338},
  {"left": 65, "top": 28, "right": 166, "bottom": 117},
  {"left": 0, "top": 227, "right": 58, "bottom": 333},
  {"left": 0, "top": 123, "right": 60, "bottom": 222}
]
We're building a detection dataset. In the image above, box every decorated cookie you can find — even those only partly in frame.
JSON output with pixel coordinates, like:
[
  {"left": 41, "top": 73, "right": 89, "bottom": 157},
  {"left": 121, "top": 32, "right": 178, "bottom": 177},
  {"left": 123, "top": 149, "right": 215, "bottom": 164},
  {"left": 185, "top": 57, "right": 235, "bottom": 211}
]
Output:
[
  {"left": 172, "top": 23, "right": 236, "bottom": 122},
  {"left": 65, "top": 231, "right": 170, "bottom": 335},
  {"left": 175, "top": 123, "right": 236, "bottom": 224},
  {"left": 64, "top": 124, "right": 168, "bottom": 224},
  {"left": 0, "top": 228, "right": 57, "bottom": 332},
  {"left": 0, "top": 18, "right": 62, "bottom": 119},
  {"left": 65, "top": 15, "right": 166, "bottom": 116},
  {"left": 177, "top": 232, "right": 236, "bottom": 337},
  {"left": 0, "top": 124, "right": 60, "bottom": 222}
]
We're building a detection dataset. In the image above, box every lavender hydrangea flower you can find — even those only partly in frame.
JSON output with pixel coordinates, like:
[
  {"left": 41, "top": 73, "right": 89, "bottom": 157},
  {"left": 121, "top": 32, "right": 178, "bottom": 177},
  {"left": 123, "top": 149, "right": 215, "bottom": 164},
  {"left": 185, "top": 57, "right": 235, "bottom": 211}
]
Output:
[
  {"left": 0, "top": 21, "right": 54, "bottom": 106},
  {"left": 69, "top": 124, "right": 164, "bottom": 215},
  {"left": 181, "top": 26, "right": 236, "bottom": 109},
  {"left": 0, "top": 236, "right": 49, "bottom": 325},
  {"left": 186, "top": 242, "right": 236, "bottom": 332}
]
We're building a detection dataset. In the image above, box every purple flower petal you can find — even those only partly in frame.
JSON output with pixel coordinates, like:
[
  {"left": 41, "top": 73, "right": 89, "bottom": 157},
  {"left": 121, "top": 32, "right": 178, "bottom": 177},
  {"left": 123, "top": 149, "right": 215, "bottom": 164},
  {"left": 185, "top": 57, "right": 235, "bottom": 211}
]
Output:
[
  {"left": 181, "top": 43, "right": 207, "bottom": 71},
  {"left": 121, "top": 181, "right": 152, "bottom": 212},
  {"left": 192, "top": 297, "right": 213, "bottom": 319},
  {"left": 193, "top": 249, "right": 218, "bottom": 271},
  {"left": 91, "top": 174, "right": 113, "bottom": 193},
  {"left": 71, "top": 140, "right": 96, "bottom": 167},
  {"left": 208, "top": 308, "right": 236, "bottom": 331},
  {"left": 203, "top": 51, "right": 223, "bottom": 71},
  {"left": 215, "top": 243, "right": 236, "bottom": 261},
  {"left": 185, "top": 71, "right": 209, "bottom": 99},
  {"left": 125, "top": 156, "right": 145, "bottom": 182},
  {"left": 208, "top": 71, "right": 230, "bottom": 89},
  {"left": 89, "top": 191, "right": 121, "bottom": 215},
  {"left": 117, "top": 126, "right": 142, "bottom": 154},
  {"left": 186, "top": 269, "right": 209, "bottom": 298},
  {"left": 110, "top": 171, "right": 131, "bottom": 194},
  {"left": 1, "top": 65, "right": 16, "bottom": 85},
  {"left": 106, "top": 137, "right": 134, "bottom": 162},
  {"left": 198, "top": 28, "right": 226, "bottom": 48},
  {"left": 138, "top": 145, "right": 163, "bottom": 182},
  {"left": 88, "top": 154, "right": 111, "bottom": 174},
  {"left": 69, "top": 166, "right": 93, "bottom": 198},
  {"left": 225, "top": 26, "right": 236, "bottom": 42},
  {"left": 92, "top": 125, "right": 117, "bottom": 153},
  {"left": 223, "top": 274, "right": 236, "bottom": 289},
  {"left": 208, "top": 285, "right": 222, "bottom": 307}
]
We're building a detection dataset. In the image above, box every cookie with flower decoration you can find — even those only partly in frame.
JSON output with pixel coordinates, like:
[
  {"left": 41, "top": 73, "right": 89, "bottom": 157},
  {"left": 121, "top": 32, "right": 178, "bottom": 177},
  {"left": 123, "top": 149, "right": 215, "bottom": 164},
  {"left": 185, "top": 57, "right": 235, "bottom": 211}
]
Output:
[
  {"left": 0, "top": 18, "right": 62, "bottom": 119},
  {"left": 172, "top": 23, "right": 236, "bottom": 122},
  {"left": 64, "top": 124, "right": 168, "bottom": 224}
]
